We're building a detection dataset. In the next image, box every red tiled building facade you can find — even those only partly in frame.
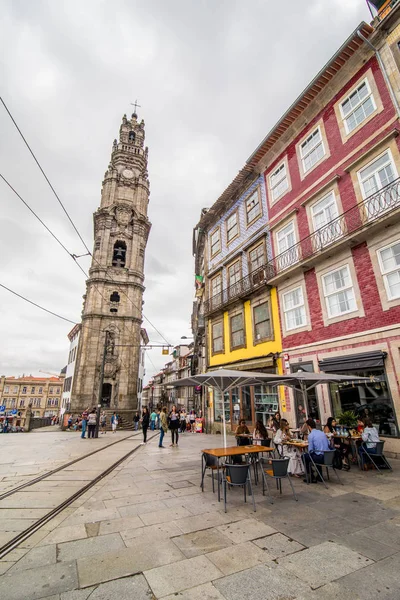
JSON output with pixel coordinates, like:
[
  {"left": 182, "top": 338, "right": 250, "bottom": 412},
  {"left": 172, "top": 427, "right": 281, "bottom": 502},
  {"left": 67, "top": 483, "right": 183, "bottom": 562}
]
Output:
[{"left": 247, "top": 12, "right": 400, "bottom": 453}]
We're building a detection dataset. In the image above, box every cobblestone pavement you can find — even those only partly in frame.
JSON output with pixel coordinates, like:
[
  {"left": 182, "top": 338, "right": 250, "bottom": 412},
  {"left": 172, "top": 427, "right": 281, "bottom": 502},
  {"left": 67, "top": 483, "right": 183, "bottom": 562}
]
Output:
[{"left": 0, "top": 430, "right": 399, "bottom": 599}]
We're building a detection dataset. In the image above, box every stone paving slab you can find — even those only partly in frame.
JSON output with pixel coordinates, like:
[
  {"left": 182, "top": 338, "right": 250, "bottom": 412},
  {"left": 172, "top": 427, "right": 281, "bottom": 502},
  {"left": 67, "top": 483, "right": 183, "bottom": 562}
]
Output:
[
  {"left": 77, "top": 537, "right": 185, "bottom": 588},
  {"left": 144, "top": 555, "right": 224, "bottom": 598},
  {"left": 172, "top": 529, "right": 234, "bottom": 559},
  {"left": 216, "top": 518, "right": 277, "bottom": 544},
  {"left": 207, "top": 540, "right": 270, "bottom": 575},
  {"left": 0, "top": 561, "right": 78, "bottom": 600},
  {"left": 253, "top": 532, "right": 305, "bottom": 560},
  {"left": 161, "top": 582, "right": 226, "bottom": 600},
  {"left": 57, "top": 532, "right": 125, "bottom": 562},
  {"left": 38, "top": 524, "right": 88, "bottom": 546},
  {"left": 98, "top": 515, "right": 143, "bottom": 535},
  {"left": 278, "top": 540, "right": 373, "bottom": 589},
  {"left": 213, "top": 563, "right": 311, "bottom": 600},
  {"left": 9, "top": 544, "right": 56, "bottom": 572}
]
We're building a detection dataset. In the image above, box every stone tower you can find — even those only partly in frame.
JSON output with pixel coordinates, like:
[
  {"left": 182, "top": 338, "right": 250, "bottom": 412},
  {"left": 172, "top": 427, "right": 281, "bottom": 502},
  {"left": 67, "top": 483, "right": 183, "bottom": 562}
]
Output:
[{"left": 71, "top": 112, "right": 151, "bottom": 419}]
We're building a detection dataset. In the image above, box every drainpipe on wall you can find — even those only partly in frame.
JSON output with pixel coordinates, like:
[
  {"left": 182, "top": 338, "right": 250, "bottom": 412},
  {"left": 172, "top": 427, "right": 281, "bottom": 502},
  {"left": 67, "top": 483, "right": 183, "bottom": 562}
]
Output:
[{"left": 357, "top": 30, "right": 400, "bottom": 119}]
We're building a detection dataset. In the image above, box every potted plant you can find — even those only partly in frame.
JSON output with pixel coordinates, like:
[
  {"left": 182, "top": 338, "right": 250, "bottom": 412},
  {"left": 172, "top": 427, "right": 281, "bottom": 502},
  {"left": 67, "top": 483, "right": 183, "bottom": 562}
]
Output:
[{"left": 336, "top": 410, "right": 357, "bottom": 428}]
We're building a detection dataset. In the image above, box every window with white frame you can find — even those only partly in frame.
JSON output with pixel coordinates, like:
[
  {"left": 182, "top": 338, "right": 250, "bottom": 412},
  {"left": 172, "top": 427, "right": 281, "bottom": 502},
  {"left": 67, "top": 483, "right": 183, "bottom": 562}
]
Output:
[
  {"left": 249, "top": 243, "right": 265, "bottom": 273},
  {"left": 212, "top": 321, "right": 223, "bottom": 353},
  {"left": 226, "top": 212, "right": 238, "bottom": 243},
  {"left": 378, "top": 241, "right": 400, "bottom": 300},
  {"left": 322, "top": 265, "right": 357, "bottom": 318},
  {"left": 358, "top": 151, "right": 398, "bottom": 220},
  {"left": 311, "top": 191, "right": 340, "bottom": 249},
  {"left": 22, "top": 387, "right": 27, "bottom": 394},
  {"left": 4, "top": 386, "right": 9, "bottom": 393},
  {"left": 246, "top": 190, "right": 261, "bottom": 224},
  {"left": 210, "top": 229, "right": 221, "bottom": 256},
  {"left": 269, "top": 162, "right": 289, "bottom": 201},
  {"left": 300, "top": 127, "right": 325, "bottom": 173},
  {"left": 340, "top": 79, "right": 376, "bottom": 134},
  {"left": 19, "top": 399, "right": 25, "bottom": 407},
  {"left": 276, "top": 221, "right": 299, "bottom": 268},
  {"left": 230, "top": 313, "right": 245, "bottom": 348},
  {"left": 253, "top": 301, "right": 271, "bottom": 341},
  {"left": 283, "top": 287, "right": 307, "bottom": 330},
  {"left": 228, "top": 260, "right": 241, "bottom": 286},
  {"left": 13, "top": 386, "right": 18, "bottom": 393},
  {"left": 358, "top": 151, "right": 397, "bottom": 198},
  {"left": 38, "top": 387, "right": 43, "bottom": 394}
]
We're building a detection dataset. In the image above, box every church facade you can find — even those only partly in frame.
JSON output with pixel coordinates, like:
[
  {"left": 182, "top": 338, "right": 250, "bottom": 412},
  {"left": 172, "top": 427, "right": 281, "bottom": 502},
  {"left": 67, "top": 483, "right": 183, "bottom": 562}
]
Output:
[{"left": 70, "top": 112, "right": 151, "bottom": 419}]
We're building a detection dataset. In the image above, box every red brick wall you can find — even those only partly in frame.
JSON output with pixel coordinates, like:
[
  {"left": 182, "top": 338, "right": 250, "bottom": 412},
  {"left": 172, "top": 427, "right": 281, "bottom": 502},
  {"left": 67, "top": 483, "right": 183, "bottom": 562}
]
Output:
[{"left": 281, "top": 242, "right": 400, "bottom": 347}]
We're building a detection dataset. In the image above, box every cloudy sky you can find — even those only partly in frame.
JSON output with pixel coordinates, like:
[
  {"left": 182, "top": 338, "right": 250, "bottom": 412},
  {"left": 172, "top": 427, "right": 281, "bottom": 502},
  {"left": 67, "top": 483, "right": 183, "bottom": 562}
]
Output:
[{"left": 0, "top": 0, "right": 371, "bottom": 381}]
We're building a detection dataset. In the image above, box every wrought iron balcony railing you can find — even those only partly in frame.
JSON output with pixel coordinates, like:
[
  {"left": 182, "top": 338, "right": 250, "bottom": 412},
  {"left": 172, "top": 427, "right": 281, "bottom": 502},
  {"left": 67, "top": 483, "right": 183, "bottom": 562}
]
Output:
[
  {"left": 204, "top": 263, "right": 273, "bottom": 316},
  {"left": 268, "top": 177, "right": 400, "bottom": 279}
]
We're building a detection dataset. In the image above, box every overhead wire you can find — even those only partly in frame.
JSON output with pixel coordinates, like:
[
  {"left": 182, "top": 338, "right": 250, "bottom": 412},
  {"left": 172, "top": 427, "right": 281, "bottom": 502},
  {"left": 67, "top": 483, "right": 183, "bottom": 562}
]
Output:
[{"left": 0, "top": 96, "right": 171, "bottom": 346}]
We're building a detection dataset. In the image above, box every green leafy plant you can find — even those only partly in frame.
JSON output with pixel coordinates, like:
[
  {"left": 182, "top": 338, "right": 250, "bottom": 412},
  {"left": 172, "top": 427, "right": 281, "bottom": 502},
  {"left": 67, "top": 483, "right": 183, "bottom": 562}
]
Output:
[{"left": 336, "top": 410, "right": 357, "bottom": 428}]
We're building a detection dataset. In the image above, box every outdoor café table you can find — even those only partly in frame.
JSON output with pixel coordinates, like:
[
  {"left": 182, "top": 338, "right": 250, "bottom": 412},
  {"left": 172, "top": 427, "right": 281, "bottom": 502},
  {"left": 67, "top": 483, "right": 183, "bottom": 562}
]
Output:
[
  {"left": 201, "top": 445, "right": 273, "bottom": 502},
  {"left": 333, "top": 434, "right": 362, "bottom": 469}
]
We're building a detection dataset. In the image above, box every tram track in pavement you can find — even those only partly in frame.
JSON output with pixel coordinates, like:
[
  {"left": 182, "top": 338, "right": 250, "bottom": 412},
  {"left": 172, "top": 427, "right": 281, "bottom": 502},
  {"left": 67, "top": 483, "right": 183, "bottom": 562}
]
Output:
[
  {"left": 0, "top": 432, "right": 158, "bottom": 560},
  {"left": 0, "top": 431, "right": 143, "bottom": 501}
]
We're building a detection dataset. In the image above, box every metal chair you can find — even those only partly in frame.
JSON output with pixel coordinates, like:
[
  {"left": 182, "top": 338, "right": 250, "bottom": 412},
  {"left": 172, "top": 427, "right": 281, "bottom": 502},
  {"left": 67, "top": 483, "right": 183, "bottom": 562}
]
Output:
[
  {"left": 222, "top": 463, "right": 256, "bottom": 513},
  {"left": 201, "top": 453, "right": 219, "bottom": 492},
  {"left": 260, "top": 457, "right": 298, "bottom": 503},
  {"left": 360, "top": 441, "right": 392, "bottom": 473},
  {"left": 309, "top": 450, "right": 344, "bottom": 489}
]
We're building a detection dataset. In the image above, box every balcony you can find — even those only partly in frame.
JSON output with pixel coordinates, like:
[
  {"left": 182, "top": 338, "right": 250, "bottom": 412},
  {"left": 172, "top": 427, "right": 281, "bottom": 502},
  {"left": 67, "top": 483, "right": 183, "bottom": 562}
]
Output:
[
  {"left": 267, "top": 177, "right": 400, "bottom": 282},
  {"left": 204, "top": 264, "right": 273, "bottom": 316},
  {"left": 374, "top": 0, "right": 400, "bottom": 21}
]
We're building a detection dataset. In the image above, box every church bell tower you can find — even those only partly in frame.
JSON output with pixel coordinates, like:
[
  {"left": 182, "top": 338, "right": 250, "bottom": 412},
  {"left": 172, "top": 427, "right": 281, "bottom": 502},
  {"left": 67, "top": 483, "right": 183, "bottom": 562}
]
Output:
[{"left": 71, "top": 111, "right": 151, "bottom": 418}]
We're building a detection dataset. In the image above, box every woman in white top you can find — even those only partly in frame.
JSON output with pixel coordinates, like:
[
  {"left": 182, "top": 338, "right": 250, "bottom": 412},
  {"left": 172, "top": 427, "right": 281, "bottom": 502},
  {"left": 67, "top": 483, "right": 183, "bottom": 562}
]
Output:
[
  {"left": 361, "top": 418, "right": 380, "bottom": 451},
  {"left": 273, "top": 419, "right": 304, "bottom": 477}
]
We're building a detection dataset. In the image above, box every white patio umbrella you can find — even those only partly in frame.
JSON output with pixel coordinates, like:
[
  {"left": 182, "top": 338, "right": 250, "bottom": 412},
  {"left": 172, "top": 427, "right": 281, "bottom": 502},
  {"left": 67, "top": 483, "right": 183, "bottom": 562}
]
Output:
[{"left": 169, "top": 368, "right": 369, "bottom": 447}]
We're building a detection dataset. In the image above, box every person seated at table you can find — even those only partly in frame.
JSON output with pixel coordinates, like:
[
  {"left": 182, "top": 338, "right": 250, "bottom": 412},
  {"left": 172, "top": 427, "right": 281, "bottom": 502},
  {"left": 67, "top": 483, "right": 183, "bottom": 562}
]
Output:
[
  {"left": 274, "top": 419, "right": 304, "bottom": 477},
  {"left": 357, "top": 418, "right": 365, "bottom": 433},
  {"left": 324, "top": 417, "right": 350, "bottom": 471},
  {"left": 359, "top": 418, "right": 380, "bottom": 465},
  {"left": 302, "top": 418, "right": 330, "bottom": 483},
  {"left": 235, "top": 420, "right": 251, "bottom": 446},
  {"left": 271, "top": 411, "right": 281, "bottom": 433},
  {"left": 253, "top": 420, "right": 268, "bottom": 446}
]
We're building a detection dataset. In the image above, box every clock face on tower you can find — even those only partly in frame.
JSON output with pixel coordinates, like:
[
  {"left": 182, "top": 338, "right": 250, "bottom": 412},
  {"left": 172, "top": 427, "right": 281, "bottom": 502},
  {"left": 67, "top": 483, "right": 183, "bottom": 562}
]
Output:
[{"left": 122, "top": 168, "right": 134, "bottom": 179}]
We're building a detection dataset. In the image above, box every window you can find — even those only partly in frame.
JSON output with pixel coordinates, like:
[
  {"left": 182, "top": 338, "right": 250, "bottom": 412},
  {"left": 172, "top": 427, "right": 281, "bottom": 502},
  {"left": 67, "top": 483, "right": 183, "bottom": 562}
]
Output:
[
  {"left": 13, "top": 386, "right": 17, "bottom": 393},
  {"left": 340, "top": 79, "right": 376, "bottom": 134},
  {"left": 31, "top": 387, "right": 35, "bottom": 394},
  {"left": 38, "top": 387, "right": 43, "bottom": 394},
  {"left": 300, "top": 127, "right": 325, "bottom": 173},
  {"left": 49, "top": 388, "right": 53, "bottom": 394},
  {"left": 276, "top": 221, "right": 299, "bottom": 268},
  {"left": 378, "top": 241, "right": 400, "bottom": 300},
  {"left": 228, "top": 260, "right": 241, "bottom": 287},
  {"left": 56, "top": 388, "right": 60, "bottom": 394},
  {"left": 10, "top": 399, "right": 16, "bottom": 408},
  {"left": 22, "top": 387, "right": 27, "bottom": 394},
  {"left": 249, "top": 243, "right": 265, "bottom": 274},
  {"left": 4, "top": 386, "right": 9, "bottom": 393},
  {"left": 210, "top": 229, "right": 221, "bottom": 256},
  {"left": 322, "top": 265, "right": 357, "bottom": 318},
  {"left": 230, "top": 313, "right": 245, "bottom": 348},
  {"left": 128, "top": 131, "right": 135, "bottom": 142},
  {"left": 19, "top": 399, "right": 25, "bottom": 407},
  {"left": 246, "top": 190, "right": 261, "bottom": 224},
  {"left": 253, "top": 302, "right": 271, "bottom": 341},
  {"left": 270, "top": 162, "right": 289, "bottom": 201},
  {"left": 283, "top": 287, "right": 307, "bottom": 330},
  {"left": 311, "top": 192, "right": 340, "bottom": 249},
  {"left": 226, "top": 212, "right": 238, "bottom": 243},
  {"left": 110, "top": 291, "right": 120, "bottom": 314},
  {"left": 33, "top": 398, "right": 41, "bottom": 407},
  {"left": 358, "top": 151, "right": 398, "bottom": 222},
  {"left": 212, "top": 321, "right": 223, "bottom": 353},
  {"left": 210, "top": 274, "right": 222, "bottom": 298},
  {"left": 112, "top": 240, "right": 127, "bottom": 267}
]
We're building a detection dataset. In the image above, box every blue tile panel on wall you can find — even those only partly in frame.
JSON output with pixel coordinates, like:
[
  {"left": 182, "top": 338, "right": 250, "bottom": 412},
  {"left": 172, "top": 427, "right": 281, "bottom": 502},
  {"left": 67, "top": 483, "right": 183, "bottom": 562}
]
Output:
[{"left": 208, "top": 175, "right": 270, "bottom": 287}]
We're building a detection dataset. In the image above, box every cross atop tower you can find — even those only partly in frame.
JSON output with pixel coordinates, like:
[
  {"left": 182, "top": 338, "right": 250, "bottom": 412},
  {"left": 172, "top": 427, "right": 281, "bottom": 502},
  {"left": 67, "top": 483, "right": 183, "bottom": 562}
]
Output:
[{"left": 130, "top": 100, "right": 141, "bottom": 117}]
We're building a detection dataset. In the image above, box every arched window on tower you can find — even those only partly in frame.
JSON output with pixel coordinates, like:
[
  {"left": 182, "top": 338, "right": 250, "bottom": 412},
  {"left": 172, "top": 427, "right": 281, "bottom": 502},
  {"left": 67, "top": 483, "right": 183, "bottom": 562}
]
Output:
[
  {"left": 129, "top": 131, "right": 135, "bottom": 143},
  {"left": 112, "top": 241, "right": 126, "bottom": 267},
  {"left": 110, "top": 291, "right": 120, "bottom": 313}
]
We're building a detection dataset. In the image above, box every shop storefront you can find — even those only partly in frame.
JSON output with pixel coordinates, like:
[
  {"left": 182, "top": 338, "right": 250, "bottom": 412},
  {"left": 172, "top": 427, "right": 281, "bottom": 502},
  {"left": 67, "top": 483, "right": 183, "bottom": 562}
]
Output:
[
  {"left": 319, "top": 351, "right": 399, "bottom": 438},
  {"left": 290, "top": 362, "right": 321, "bottom": 428}
]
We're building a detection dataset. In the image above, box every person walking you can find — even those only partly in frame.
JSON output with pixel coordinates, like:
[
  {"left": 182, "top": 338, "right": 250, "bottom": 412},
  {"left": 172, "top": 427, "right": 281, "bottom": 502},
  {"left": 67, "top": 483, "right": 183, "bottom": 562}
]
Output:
[
  {"left": 159, "top": 406, "right": 168, "bottom": 448},
  {"left": 111, "top": 412, "right": 118, "bottom": 433},
  {"left": 81, "top": 407, "right": 89, "bottom": 439},
  {"left": 189, "top": 409, "right": 196, "bottom": 433},
  {"left": 87, "top": 409, "right": 97, "bottom": 438},
  {"left": 180, "top": 409, "right": 186, "bottom": 433},
  {"left": 169, "top": 405, "right": 180, "bottom": 447},
  {"left": 100, "top": 411, "right": 107, "bottom": 434},
  {"left": 156, "top": 409, "right": 161, "bottom": 430},
  {"left": 141, "top": 407, "right": 150, "bottom": 444},
  {"left": 150, "top": 409, "right": 157, "bottom": 431},
  {"left": 133, "top": 412, "right": 140, "bottom": 431},
  {"left": 67, "top": 415, "right": 73, "bottom": 430}
]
